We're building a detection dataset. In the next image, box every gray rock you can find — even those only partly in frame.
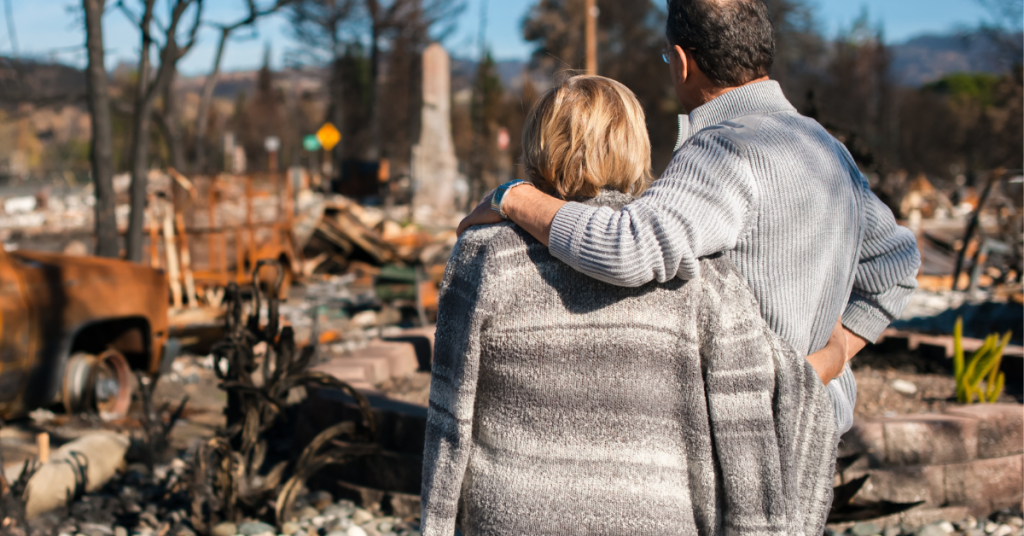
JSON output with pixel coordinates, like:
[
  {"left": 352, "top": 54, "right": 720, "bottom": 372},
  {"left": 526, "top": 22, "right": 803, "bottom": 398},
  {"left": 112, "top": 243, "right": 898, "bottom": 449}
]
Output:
[
  {"left": 281, "top": 522, "right": 301, "bottom": 536},
  {"left": 297, "top": 506, "right": 320, "bottom": 521},
  {"left": 346, "top": 527, "right": 368, "bottom": 536},
  {"left": 115, "top": 527, "right": 128, "bottom": 536},
  {"left": 323, "top": 504, "right": 355, "bottom": 519},
  {"left": 851, "top": 523, "right": 881, "bottom": 536},
  {"left": 914, "top": 525, "right": 947, "bottom": 536},
  {"left": 238, "top": 522, "right": 277, "bottom": 536},
  {"left": 309, "top": 490, "right": 334, "bottom": 511},
  {"left": 991, "top": 525, "right": 1014, "bottom": 536},
  {"left": 351, "top": 509, "right": 373, "bottom": 525},
  {"left": 325, "top": 532, "right": 347, "bottom": 536},
  {"left": 79, "top": 523, "right": 114, "bottom": 536},
  {"left": 964, "top": 530, "right": 985, "bottom": 536},
  {"left": 210, "top": 523, "right": 238, "bottom": 536},
  {"left": 330, "top": 518, "right": 353, "bottom": 531},
  {"left": 883, "top": 527, "right": 901, "bottom": 536}
]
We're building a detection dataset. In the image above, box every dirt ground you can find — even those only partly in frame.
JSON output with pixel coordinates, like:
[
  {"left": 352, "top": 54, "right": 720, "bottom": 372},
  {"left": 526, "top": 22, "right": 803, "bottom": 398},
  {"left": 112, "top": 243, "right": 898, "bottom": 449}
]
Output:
[{"left": 851, "top": 348, "right": 1019, "bottom": 419}]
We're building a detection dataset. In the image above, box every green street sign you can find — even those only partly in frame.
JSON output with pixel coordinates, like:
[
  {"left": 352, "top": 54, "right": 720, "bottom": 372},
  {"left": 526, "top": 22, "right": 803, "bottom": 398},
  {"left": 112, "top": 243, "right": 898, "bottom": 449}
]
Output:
[{"left": 303, "top": 134, "right": 321, "bottom": 152}]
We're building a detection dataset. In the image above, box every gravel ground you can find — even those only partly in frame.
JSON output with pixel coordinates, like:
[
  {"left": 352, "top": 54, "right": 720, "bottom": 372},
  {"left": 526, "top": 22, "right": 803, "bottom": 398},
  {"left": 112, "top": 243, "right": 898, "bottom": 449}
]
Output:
[
  {"left": 829, "top": 511, "right": 1024, "bottom": 536},
  {"left": 207, "top": 490, "right": 421, "bottom": 536}
]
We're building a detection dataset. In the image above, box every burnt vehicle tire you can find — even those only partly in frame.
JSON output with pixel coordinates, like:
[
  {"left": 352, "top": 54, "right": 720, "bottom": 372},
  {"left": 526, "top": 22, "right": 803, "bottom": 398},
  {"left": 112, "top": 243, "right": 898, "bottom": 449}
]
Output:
[{"left": 62, "top": 349, "right": 133, "bottom": 418}]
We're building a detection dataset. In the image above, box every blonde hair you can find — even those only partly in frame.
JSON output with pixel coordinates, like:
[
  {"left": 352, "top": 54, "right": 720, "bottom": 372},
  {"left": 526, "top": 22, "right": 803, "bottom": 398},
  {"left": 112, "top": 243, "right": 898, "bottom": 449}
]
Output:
[{"left": 521, "top": 75, "right": 653, "bottom": 199}]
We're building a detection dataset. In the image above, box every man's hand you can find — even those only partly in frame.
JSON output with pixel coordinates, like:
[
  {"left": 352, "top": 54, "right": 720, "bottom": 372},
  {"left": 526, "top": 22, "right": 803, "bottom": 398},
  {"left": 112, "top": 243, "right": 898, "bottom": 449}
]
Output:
[
  {"left": 456, "top": 184, "right": 567, "bottom": 246},
  {"left": 456, "top": 192, "right": 502, "bottom": 237},
  {"left": 806, "top": 318, "right": 871, "bottom": 384},
  {"left": 806, "top": 318, "right": 849, "bottom": 385}
]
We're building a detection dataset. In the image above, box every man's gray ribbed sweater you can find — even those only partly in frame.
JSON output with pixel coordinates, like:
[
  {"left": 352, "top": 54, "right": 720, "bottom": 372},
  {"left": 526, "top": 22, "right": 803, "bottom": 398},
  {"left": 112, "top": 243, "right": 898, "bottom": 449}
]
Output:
[{"left": 548, "top": 81, "right": 921, "bottom": 432}]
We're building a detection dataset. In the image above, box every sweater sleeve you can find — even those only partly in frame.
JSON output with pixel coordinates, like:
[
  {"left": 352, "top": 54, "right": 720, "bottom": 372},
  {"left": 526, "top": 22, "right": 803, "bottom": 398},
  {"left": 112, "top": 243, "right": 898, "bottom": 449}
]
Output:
[
  {"left": 841, "top": 189, "right": 921, "bottom": 342},
  {"left": 548, "top": 130, "right": 757, "bottom": 287},
  {"left": 421, "top": 232, "right": 493, "bottom": 536}
]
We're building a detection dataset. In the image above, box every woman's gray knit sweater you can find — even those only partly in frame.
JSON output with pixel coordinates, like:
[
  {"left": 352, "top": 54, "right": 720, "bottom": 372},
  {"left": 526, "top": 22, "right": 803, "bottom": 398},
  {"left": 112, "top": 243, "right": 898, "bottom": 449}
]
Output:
[{"left": 421, "top": 192, "right": 838, "bottom": 536}]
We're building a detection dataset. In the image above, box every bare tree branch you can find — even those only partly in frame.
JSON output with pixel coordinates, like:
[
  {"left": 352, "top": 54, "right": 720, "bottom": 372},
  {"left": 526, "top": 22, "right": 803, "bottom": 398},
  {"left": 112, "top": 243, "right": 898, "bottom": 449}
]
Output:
[{"left": 192, "top": 0, "right": 296, "bottom": 173}]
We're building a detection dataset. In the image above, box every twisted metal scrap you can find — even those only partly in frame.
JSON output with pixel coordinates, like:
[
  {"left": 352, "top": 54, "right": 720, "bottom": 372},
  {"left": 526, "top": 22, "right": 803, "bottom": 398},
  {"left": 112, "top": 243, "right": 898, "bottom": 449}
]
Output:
[{"left": 190, "top": 261, "right": 378, "bottom": 531}]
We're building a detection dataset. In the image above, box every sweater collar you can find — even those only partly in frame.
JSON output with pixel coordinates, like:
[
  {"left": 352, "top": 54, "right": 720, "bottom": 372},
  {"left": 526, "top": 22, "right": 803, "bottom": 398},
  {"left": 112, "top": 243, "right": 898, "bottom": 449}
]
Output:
[
  {"left": 678, "top": 80, "right": 796, "bottom": 144},
  {"left": 572, "top": 189, "right": 634, "bottom": 210}
]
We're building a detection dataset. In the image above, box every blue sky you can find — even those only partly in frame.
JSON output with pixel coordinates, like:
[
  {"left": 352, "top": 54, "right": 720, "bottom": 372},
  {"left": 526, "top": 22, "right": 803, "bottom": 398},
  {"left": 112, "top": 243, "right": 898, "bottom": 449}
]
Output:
[{"left": 0, "top": 0, "right": 998, "bottom": 75}]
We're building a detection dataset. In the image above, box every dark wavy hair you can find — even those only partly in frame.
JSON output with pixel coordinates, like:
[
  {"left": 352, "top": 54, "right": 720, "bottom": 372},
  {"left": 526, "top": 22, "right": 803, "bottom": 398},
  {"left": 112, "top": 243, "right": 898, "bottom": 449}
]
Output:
[{"left": 666, "top": 0, "right": 776, "bottom": 87}]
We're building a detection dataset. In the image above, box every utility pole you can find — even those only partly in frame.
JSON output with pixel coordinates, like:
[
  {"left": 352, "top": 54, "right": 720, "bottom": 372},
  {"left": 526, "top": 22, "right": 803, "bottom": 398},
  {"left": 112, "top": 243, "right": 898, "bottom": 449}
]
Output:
[
  {"left": 4, "top": 0, "right": 18, "bottom": 57},
  {"left": 585, "top": 0, "right": 597, "bottom": 75}
]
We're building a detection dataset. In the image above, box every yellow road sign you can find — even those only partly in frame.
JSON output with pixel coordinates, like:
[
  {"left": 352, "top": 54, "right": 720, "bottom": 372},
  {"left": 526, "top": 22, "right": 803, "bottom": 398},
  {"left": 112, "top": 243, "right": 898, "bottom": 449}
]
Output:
[{"left": 316, "top": 123, "right": 341, "bottom": 151}]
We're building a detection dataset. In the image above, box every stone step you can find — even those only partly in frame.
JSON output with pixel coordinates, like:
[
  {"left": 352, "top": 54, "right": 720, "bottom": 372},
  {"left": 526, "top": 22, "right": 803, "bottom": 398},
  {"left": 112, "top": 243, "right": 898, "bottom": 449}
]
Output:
[
  {"left": 361, "top": 340, "right": 420, "bottom": 378},
  {"left": 335, "top": 356, "right": 392, "bottom": 385},
  {"left": 944, "top": 403, "right": 1024, "bottom": 459},
  {"left": 842, "top": 453, "right": 1023, "bottom": 517},
  {"left": 384, "top": 326, "right": 435, "bottom": 370},
  {"left": 828, "top": 505, "right": 973, "bottom": 533},
  {"left": 840, "top": 404, "right": 1024, "bottom": 467},
  {"left": 311, "top": 360, "right": 375, "bottom": 390},
  {"left": 312, "top": 337, "right": 422, "bottom": 387}
]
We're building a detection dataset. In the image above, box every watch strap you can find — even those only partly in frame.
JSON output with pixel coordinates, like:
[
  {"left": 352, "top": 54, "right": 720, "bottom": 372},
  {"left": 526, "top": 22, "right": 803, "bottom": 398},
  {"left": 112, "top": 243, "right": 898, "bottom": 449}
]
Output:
[{"left": 491, "top": 180, "right": 528, "bottom": 219}]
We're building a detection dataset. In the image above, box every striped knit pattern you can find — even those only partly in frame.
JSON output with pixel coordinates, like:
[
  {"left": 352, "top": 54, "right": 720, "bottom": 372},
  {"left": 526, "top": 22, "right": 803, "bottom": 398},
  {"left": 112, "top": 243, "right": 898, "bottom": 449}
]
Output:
[
  {"left": 421, "top": 192, "right": 838, "bottom": 536},
  {"left": 548, "top": 81, "right": 920, "bottom": 433}
]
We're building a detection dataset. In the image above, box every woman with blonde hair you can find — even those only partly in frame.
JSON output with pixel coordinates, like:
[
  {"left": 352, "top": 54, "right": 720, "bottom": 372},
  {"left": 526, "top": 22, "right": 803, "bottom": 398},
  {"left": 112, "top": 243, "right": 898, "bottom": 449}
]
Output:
[{"left": 421, "top": 75, "right": 838, "bottom": 536}]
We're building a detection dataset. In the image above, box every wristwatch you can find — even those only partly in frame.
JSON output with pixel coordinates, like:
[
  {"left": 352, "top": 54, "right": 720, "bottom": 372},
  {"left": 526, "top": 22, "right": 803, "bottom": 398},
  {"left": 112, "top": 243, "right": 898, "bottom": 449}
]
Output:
[{"left": 491, "top": 179, "right": 528, "bottom": 219}]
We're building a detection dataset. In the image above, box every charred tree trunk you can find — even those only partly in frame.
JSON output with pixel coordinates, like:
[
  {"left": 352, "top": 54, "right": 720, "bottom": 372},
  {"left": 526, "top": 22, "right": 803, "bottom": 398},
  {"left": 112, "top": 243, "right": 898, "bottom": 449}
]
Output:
[
  {"left": 124, "top": 0, "right": 202, "bottom": 263},
  {"left": 83, "top": 0, "right": 119, "bottom": 258},
  {"left": 161, "top": 70, "right": 186, "bottom": 172},
  {"left": 125, "top": 0, "right": 157, "bottom": 263},
  {"left": 193, "top": 27, "right": 229, "bottom": 174},
  {"left": 366, "top": 0, "right": 383, "bottom": 160}
]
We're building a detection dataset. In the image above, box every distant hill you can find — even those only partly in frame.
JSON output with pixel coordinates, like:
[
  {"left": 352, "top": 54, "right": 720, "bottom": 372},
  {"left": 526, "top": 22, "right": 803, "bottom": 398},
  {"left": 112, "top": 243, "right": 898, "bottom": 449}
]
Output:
[
  {"left": 2, "top": 28, "right": 1018, "bottom": 109},
  {"left": 0, "top": 58, "right": 86, "bottom": 107},
  {"left": 889, "top": 31, "right": 1019, "bottom": 86}
]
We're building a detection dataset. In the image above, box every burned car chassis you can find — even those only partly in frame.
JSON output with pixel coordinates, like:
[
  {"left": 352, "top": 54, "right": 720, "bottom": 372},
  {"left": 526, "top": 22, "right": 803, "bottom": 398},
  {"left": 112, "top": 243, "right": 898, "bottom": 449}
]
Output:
[{"left": 0, "top": 248, "right": 170, "bottom": 420}]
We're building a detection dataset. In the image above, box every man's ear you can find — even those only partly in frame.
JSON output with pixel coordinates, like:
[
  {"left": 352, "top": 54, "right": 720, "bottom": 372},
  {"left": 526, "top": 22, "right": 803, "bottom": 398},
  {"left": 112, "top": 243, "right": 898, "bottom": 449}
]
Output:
[{"left": 674, "top": 45, "right": 689, "bottom": 84}]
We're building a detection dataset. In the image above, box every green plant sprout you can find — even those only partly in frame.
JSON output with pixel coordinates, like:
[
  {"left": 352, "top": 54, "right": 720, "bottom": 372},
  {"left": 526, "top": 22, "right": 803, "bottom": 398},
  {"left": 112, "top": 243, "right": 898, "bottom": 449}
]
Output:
[{"left": 953, "top": 316, "right": 1010, "bottom": 404}]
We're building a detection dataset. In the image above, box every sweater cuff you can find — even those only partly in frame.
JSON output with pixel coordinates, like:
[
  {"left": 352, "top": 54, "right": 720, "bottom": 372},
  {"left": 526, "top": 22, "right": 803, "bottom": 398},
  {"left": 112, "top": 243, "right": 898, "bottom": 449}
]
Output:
[
  {"left": 842, "top": 294, "right": 895, "bottom": 344},
  {"left": 549, "top": 201, "right": 597, "bottom": 265}
]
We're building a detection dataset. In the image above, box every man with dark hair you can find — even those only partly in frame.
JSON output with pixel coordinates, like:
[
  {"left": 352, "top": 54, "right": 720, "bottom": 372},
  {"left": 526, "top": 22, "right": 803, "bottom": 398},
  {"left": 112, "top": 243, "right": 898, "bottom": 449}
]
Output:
[
  {"left": 666, "top": 0, "right": 775, "bottom": 86},
  {"left": 458, "top": 0, "right": 921, "bottom": 436}
]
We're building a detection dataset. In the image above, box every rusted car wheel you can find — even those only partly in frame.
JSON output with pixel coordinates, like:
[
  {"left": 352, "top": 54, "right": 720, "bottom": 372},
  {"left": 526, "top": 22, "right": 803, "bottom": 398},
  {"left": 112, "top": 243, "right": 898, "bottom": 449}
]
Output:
[{"left": 62, "top": 349, "right": 133, "bottom": 418}]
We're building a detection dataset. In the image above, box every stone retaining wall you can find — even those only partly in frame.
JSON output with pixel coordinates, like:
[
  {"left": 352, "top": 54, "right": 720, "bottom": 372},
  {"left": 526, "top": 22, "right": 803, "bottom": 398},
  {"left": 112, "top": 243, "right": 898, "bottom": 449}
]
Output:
[{"left": 839, "top": 403, "right": 1024, "bottom": 521}]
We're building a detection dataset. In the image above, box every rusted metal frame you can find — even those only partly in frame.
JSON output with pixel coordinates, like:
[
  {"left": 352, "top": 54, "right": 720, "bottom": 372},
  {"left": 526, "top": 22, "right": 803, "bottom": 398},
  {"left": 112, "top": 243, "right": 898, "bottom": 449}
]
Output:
[
  {"left": 245, "top": 176, "right": 256, "bottom": 284},
  {"left": 147, "top": 193, "right": 161, "bottom": 268},
  {"left": 952, "top": 168, "right": 1004, "bottom": 291},
  {"left": 207, "top": 175, "right": 225, "bottom": 286},
  {"left": 163, "top": 198, "right": 184, "bottom": 309},
  {"left": 176, "top": 212, "right": 199, "bottom": 308}
]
